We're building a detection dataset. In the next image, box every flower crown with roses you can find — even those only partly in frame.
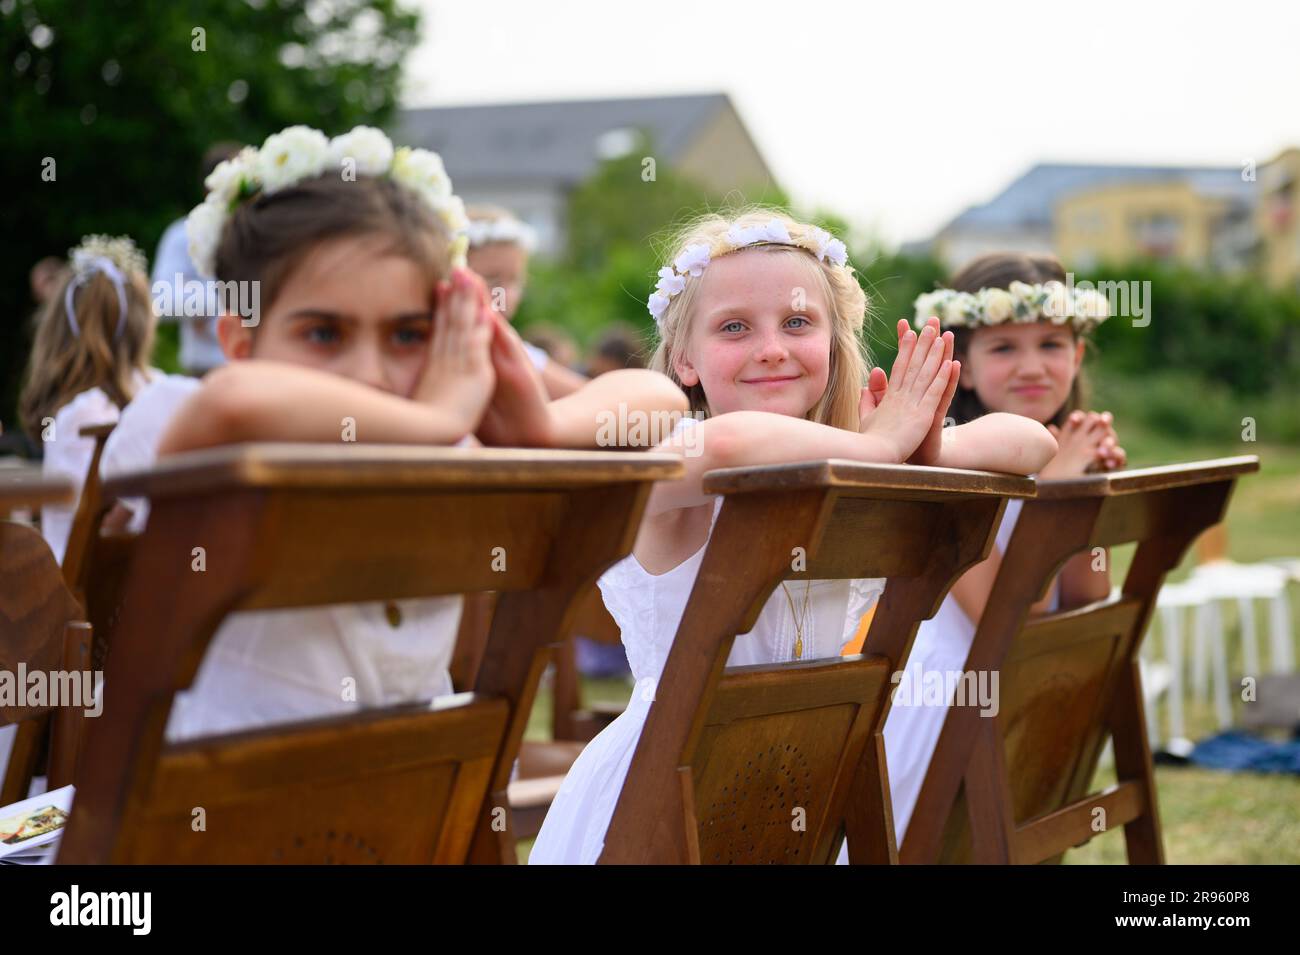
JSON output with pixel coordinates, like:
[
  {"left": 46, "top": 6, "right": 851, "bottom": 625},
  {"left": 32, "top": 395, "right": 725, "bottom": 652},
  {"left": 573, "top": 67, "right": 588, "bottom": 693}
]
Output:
[
  {"left": 647, "top": 218, "right": 850, "bottom": 327},
  {"left": 913, "top": 281, "right": 1111, "bottom": 333},
  {"left": 186, "top": 125, "right": 469, "bottom": 279}
]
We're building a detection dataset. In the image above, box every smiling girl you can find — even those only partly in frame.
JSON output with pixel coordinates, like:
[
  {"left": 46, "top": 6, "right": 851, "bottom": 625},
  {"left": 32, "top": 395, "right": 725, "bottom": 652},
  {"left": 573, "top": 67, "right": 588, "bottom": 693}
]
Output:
[{"left": 529, "top": 211, "right": 1057, "bottom": 864}]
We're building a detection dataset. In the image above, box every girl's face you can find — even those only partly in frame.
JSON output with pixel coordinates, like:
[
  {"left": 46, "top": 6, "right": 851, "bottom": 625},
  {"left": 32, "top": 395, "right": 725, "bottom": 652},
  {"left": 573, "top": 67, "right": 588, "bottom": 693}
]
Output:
[
  {"left": 674, "top": 249, "right": 833, "bottom": 418},
  {"left": 959, "top": 322, "right": 1085, "bottom": 424},
  {"left": 220, "top": 234, "right": 436, "bottom": 398},
  {"left": 467, "top": 241, "right": 527, "bottom": 321}
]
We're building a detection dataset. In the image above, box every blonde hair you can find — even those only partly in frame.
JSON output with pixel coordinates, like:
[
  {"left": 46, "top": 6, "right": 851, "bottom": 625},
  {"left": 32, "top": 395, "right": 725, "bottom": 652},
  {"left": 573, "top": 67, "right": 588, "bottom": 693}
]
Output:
[
  {"left": 19, "top": 264, "right": 156, "bottom": 441},
  {"left": 648, "top": 208, "right": 870, "bottom": 430}
]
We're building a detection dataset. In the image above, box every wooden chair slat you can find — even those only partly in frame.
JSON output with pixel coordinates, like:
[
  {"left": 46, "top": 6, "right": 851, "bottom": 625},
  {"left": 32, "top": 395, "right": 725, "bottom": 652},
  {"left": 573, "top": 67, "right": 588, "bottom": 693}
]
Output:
[
  {"left": 1013, "top": 781, "right": 1146, "bottom": 863},
  {"left": 103, "top": 443, "right": 682, "bottom": 499},
  {"left": 0, "top": 470, "right": 73, "bottom": 513}
]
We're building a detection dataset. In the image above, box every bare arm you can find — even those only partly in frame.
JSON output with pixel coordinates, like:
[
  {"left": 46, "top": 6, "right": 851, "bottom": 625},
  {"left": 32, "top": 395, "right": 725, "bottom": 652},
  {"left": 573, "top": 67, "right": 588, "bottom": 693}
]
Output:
[
  {"left": 949, "top": 544, "right": 1056, "bottom": 625},
  {"left": 929, "top": 412, "right": 1058, "bottom": 475},
  {"left": 642, "top": 410, "right": 901, "bottom": 517},
  {"left": 545, "top": 368, "right": 687, "bottom": 448},
  {"left": 156, "top": 360, "right": 479, "bottom": 456}
]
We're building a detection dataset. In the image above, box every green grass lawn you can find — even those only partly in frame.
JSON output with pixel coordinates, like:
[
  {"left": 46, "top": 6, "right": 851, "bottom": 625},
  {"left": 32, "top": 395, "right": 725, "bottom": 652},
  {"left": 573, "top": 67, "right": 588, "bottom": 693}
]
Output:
[{"left": 519, "top": 423, "right": 1300, "bottom": 864}]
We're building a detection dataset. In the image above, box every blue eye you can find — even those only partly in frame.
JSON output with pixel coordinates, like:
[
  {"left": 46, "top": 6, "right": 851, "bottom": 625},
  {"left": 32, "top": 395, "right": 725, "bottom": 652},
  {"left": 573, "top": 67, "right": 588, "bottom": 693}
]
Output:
[
  {"left": 305, "top": 324, "right": 340, "bottom": 345},
  {"left": 722, "top": 321, "right": 745, "bottom": 333},
  {"left": 393, "top": 326, "right": 429, "bottom": 346},
  {"left": 786, "top": 316, "right": 810, "bottom": 328}
]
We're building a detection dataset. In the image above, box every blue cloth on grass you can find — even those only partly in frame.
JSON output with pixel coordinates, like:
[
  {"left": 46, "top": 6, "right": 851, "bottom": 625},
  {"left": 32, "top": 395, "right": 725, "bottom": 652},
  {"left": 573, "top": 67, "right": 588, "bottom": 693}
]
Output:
[{"left": 1188, "top": 730, "right": 1300, "bottom": 774}]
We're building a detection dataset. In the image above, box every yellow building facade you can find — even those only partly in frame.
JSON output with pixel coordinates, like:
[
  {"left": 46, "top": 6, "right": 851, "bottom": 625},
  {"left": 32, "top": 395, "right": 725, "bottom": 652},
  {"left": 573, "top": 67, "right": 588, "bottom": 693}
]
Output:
[
  {"left": 1256, "top": 147, "right": 1300, "bottom": 290},
  {"left": 1054, "top": 180, "right": 1239, "bottom": 270}
]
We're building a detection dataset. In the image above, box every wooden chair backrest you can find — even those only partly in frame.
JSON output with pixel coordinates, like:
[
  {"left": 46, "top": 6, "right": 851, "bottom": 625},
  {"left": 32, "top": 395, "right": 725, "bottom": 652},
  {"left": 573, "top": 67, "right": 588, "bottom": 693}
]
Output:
[
  {"left": 900, "top": 456, "right": 1260, "bottom": 865},
  {"left": 600, "top": 460, "right": 1037, "bottom": 864},
  {"left": 57, "top": 443, "right": 680, "bottom": 864},
  {"left": 59, "top": 421, "right": 116, "bottom": 607},
  {"left": 0, "top": 521, "right": 88, "bottom": 803}
]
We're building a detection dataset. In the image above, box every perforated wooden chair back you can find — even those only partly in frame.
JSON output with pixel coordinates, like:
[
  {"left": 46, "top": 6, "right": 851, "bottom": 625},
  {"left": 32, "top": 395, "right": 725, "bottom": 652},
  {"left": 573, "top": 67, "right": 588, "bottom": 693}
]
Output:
[
  {"left": 901, "top": 456, "right": 1260, "bottom": 865},
  {"left": 601, "top": 460, "right": 1036, "bottom": 864},
  {"left": 57, "top": 444, "right": 679, "bottom": 864}
]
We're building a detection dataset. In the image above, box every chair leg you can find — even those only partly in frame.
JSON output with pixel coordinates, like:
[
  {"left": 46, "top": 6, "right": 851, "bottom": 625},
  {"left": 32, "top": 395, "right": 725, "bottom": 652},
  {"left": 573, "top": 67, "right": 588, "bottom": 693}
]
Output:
[
  {"left": 964, "top": 718, "right": 1014, "bottom": 864},
  {"left": 1237, "top": 596, "right": 1260, "bottom": 680},
  {"left": 1162, "top": 605, "right": 1188, "bottom": 748},
  {"left": 1268, "top": 589, "right": 1294, "bottom": 673},
  {"left": 1209, "top": 603, "right": 1232, "bottom": 729},
  {"left": 49, "top": 621, "right": 94, "bottom": 789},
  {"left": 1109, "top": 660, "right": 1165, "bottom": 865}
]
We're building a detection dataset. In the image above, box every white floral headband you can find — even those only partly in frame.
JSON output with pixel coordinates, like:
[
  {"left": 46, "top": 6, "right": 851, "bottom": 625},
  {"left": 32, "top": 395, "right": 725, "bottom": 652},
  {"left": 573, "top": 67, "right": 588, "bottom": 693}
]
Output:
[
  {"left": 913, "top": 281, "right": 1111, "bottom": 332},
  {"left": 647, "top": 218, "right": 850, "bottom": 326},
  {"left": 63, "top": 235, "right": 147, "bottom": 340},
  {"left": 186, "top": 125, "right": 469, "bottom": 279},
  {"left": 467, "top": 216, "right": 537, "bottom": 252}
]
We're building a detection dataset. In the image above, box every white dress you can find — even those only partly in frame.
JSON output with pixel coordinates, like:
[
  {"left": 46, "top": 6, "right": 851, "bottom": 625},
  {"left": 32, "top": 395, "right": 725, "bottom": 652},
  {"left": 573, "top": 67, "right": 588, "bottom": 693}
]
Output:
[
  {"left": 881, "top": 497, "right": 1060, "bottom": 842},
  {"left": 39, "top": 370, "right": 157, "bottom": 565},
  {"left": 99, "top": 374, "right": 464, "bottom": 742},
  {"left": 529, "top": 495, "right": 885, "bottom": 864}
]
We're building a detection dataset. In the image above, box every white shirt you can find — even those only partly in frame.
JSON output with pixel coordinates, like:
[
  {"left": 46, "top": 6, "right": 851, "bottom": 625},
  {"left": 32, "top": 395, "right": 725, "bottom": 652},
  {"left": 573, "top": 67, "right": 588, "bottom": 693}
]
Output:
[
  {"left": 151, "top": 219, "right": 227, "bottom": 374},
  {"left": 39, "top": 371, "right": 157, "bottom": 565},
  {"left": 100, "top": 374, "right": 463, "bottom": 741}
]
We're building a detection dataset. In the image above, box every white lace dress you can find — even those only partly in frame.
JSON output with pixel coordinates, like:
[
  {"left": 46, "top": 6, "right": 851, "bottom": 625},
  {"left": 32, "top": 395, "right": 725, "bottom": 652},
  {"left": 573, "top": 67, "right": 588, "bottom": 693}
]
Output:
[{"left": 529, "top": 496, "right": 884, "bottom": 864}]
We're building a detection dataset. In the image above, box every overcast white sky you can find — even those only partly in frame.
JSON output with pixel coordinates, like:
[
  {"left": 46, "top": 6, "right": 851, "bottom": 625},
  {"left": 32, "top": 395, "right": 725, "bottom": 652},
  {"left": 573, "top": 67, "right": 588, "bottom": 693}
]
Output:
[{"left": 402, "top": 0, "right": 1300, "bottom": 248}]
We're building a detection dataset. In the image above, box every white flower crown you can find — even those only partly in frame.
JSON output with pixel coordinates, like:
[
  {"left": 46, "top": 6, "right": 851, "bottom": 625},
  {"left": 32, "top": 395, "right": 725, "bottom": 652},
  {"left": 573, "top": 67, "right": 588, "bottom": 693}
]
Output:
[
  {"left": 69, "top": 234, "right": 147, "bottom": 278},
  {"left": 647, "top": 218, "right": 850, "bottom": 326},
  {"left": 913, "top": 281, "right": 1111, "bottom": 332},
  {"left": 467, "top": 215, "right": 537, "bottom": 252},
  {"left": 64, "top": 235, "right": 147, "bottom": 340},
  {"left": 186, "top": 125, "right": 469, "bottom": 279}
]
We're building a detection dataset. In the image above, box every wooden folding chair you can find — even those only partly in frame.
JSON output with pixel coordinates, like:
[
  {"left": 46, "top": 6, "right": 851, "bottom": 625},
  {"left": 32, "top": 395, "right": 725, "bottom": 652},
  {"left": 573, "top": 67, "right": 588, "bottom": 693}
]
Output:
[
  {"left": 0, "top": 473, "right": 89, "bottom": 804},
  {"left": 56, "top": 443, "right": 679, "bottom": 864},
  {"left": 600, "top": 460, "right": 1036, "bottom": 864},
  {"left": 4, "top": 422, "right": 119, "bottom": 794},
  {"left": 900, "top": 456, "right": 1260, "bottom": 865}
]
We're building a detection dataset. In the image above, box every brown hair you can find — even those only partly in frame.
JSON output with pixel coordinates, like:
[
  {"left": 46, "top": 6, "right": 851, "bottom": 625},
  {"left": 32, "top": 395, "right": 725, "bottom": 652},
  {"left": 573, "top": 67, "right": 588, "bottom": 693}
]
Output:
[
  {"left": 944, "top": 251, "right": 1090, "bottom": 427},
  {"left": 213, "top": 174, "right": 453, "bottom": 318},
  {"left": 19, "top": 264, "right": 156, "bottom": 441}
]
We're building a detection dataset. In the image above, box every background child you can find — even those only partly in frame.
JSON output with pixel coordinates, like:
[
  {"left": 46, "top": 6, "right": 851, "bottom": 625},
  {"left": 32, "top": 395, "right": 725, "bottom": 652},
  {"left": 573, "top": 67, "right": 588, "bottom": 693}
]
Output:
[
  {"left": 530, "top": 211, "right": 1057, "bottom": 864},
  {"left": 466, "top": 205, "right": 588, "bottom": 398},
  {"left": 100, "top": 124, "right": 685, "bottom": 742},
  {"left": 19, "top": 234, "right": 158, "bottom": 564},
  {"left": 885, "top": 251, "right": 1126, "bottom": 845}
]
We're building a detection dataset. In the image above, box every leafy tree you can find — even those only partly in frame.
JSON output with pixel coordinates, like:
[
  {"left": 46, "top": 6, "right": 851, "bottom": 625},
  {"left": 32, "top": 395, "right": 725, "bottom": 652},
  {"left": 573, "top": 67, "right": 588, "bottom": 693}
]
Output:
[{"left": 0, "top": 0, "right": 421, "bottom": 435}]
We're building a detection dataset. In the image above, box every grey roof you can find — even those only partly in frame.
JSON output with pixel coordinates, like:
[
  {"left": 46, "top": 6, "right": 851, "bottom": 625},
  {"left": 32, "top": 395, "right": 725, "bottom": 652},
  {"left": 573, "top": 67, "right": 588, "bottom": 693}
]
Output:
[
  {"left": 944, "top": 162, "right": 1253, "bottom": 233},
  {"left": 397, "top": 93, "right": 733, "bottom": 187}
]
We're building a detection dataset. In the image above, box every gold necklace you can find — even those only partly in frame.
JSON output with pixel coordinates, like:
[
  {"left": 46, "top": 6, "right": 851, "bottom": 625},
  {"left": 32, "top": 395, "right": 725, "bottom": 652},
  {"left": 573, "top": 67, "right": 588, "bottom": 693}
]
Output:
[{"left": 780, "top": 580, "right": 812, "bottom": 660}]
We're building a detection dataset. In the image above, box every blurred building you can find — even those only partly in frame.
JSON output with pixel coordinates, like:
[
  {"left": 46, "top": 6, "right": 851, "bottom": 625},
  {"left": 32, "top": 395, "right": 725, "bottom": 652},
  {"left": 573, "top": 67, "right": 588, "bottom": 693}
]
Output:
[
  {"left": 1257, "top": 147, "right": 1300, "bottom": 290},
  {"left": 925, "top": 162, "right": 1255, "bottom": 274},
  {"left": 398, "top": 93, "right": 775, "bottom": 256},
  {"left": 1055, "top": 174, "right": 1255, "bottom": 271}
]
